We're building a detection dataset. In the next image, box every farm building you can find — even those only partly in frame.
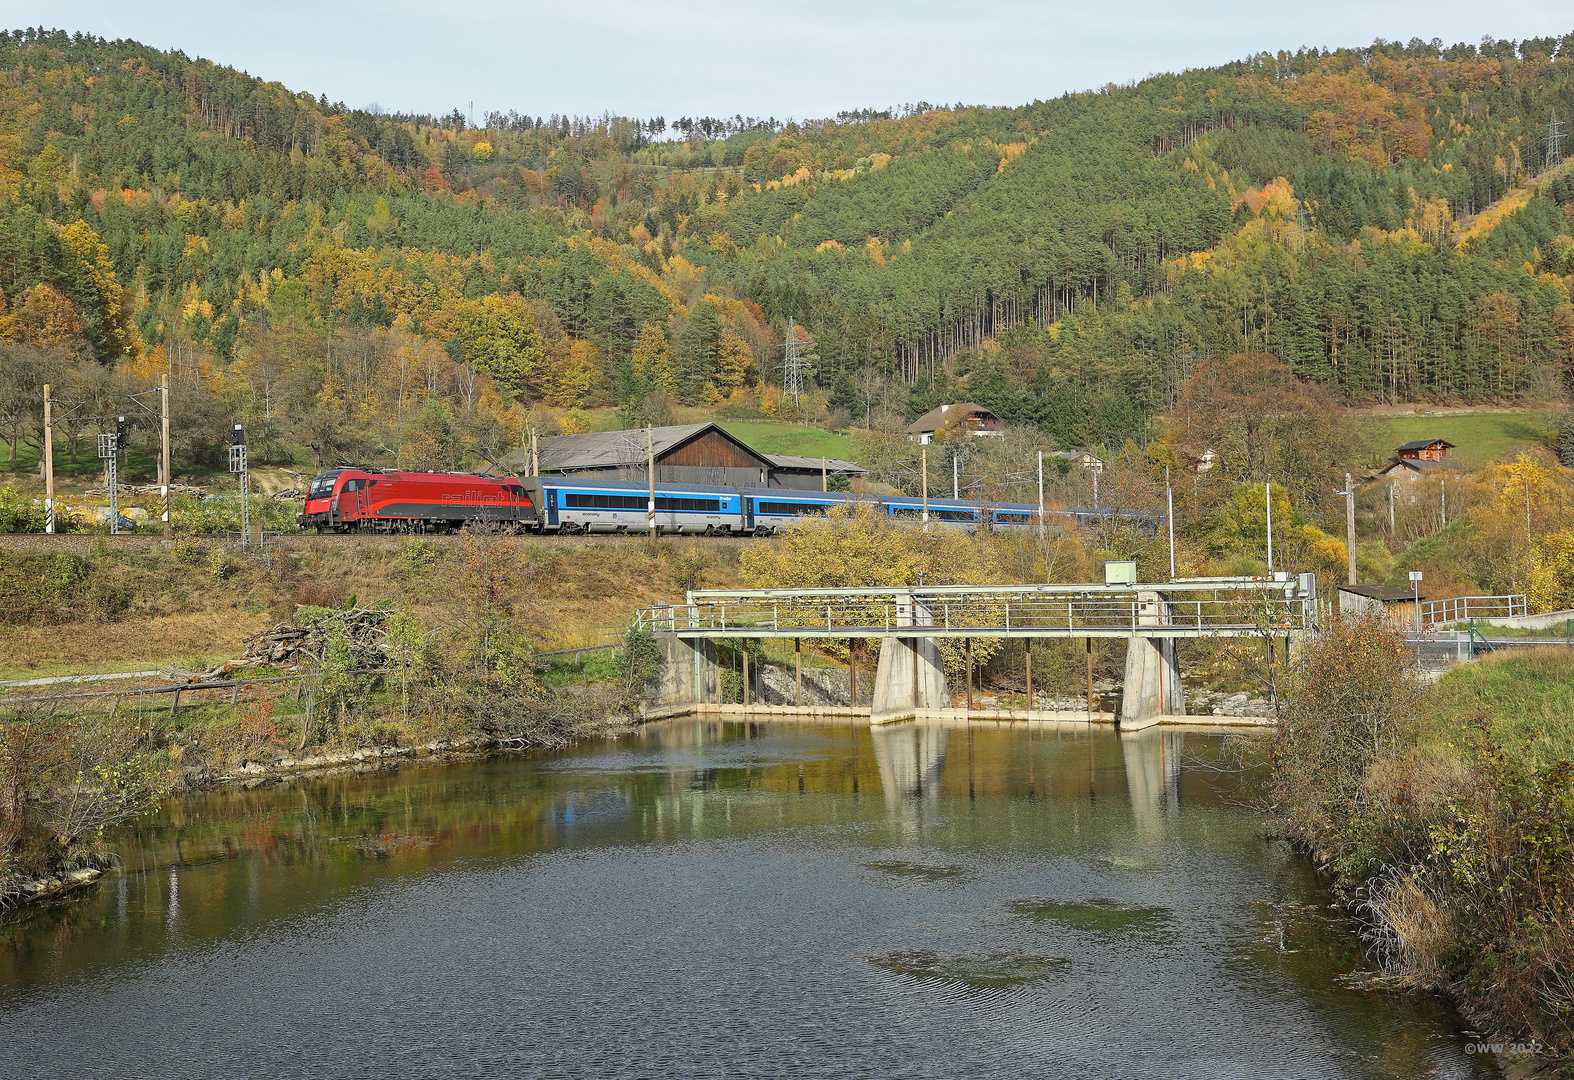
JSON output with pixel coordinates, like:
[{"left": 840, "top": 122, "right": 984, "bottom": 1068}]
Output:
[{"left": 495, "top": 423, "right": 866, "bottom": 490}]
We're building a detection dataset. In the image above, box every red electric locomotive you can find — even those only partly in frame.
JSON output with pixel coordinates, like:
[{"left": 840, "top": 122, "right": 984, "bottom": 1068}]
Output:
[{"left": 299, "top": 467, "right": 535, "bottom": 533}]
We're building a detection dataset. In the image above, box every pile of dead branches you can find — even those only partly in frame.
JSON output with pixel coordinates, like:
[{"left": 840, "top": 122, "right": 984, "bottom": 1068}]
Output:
[
  {"left": 167, "top": 607, "right": 391, "bottom": 681},
  {"left": 81, "top": 483, "right": 210, "bottom": 498}
]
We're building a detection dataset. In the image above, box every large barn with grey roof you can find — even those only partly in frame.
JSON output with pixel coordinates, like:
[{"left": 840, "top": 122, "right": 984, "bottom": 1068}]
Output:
[{"left": 495, "top": 423, "right": 866, "bottom": 490}]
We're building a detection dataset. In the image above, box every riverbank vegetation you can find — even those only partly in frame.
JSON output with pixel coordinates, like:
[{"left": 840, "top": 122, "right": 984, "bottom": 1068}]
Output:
[
  {"left": 1268, "top": 618, "right": 1574, "bottom": 1058},
  {"left": 0, "top": 530, "right": 740, "bottom": 891}
]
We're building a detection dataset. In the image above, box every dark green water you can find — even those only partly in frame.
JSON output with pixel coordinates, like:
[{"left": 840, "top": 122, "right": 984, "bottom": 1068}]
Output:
[{"left": 0, "top": 719, "right": 1494, "bottom": 1078}]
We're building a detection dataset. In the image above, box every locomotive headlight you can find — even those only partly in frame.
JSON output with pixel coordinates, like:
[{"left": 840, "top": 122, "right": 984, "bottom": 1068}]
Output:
[{"left": 330, "top": 497, "right": 339, "bottom": 510}]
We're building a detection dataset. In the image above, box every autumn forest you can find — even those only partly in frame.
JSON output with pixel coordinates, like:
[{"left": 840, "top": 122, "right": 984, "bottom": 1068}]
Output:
[{"left": 2, "top": 26, "right": 1574, "bottom": 472}]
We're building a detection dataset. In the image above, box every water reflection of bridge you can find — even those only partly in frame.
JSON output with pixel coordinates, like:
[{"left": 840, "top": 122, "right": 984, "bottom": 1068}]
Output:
[
  {"left": 641, "top": 575, "right": 1315, "bottom": 726},
  {"left": 866, "top": 718, "right": 1187, "bottom": 840}
]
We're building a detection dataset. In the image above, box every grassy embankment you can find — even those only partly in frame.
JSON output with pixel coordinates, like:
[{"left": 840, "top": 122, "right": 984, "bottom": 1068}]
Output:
[
  {"left": 1367, "top": 411, "right": 1549, "bottom": 471},
  {"left": 0, "top": 534, "right": 743, "bottom": 681},
  {"left": 1272, "top": 624, "right": 1574, "bottom": 1060}
]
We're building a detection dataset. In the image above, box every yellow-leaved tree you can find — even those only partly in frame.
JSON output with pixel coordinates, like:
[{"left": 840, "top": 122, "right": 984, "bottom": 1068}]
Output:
[
  {"left": 630, "top": 320, "right": 679, "bottom": 398},
  {"left": 451, "top": 295, "right": 546, "bottom": 401}
]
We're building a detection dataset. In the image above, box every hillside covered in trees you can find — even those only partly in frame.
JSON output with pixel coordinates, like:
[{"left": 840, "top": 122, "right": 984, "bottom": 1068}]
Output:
[{"left": 2, "top": 25, "right": 1574, "bottom": 468}]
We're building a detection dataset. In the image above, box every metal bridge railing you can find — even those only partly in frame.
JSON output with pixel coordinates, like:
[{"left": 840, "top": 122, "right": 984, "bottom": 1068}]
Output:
[
  {"left": 1422, "top": 594, "right": 1528, "bottom": 626},
  {"left": 635, "top": 582, "right": 1312, "bottom": 639}
]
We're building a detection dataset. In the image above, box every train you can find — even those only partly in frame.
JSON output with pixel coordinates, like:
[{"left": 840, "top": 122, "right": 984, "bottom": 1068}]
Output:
[{"left": 299, "top": 466, "right": 1149, "bottom": 536}]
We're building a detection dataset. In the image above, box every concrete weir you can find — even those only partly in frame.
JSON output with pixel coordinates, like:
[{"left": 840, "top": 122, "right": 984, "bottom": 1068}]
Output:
[
  {"left": 653, "top": 634, "right": 718, "bottom": 710},
  {"left": 870, "top": 594, "right": 949, "bottom": 725},
  {"left": 1117, "top": 590, "right": 1187, "bottom": 730},
  {"left": 870, "top": 636, "right": 950, "bottom": 725}
]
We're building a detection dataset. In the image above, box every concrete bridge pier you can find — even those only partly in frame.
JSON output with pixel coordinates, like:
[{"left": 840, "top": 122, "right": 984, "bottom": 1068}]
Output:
[
  {"left": 871, "top": 594, "right": 949, "bottom": 724},
  {"left": 1119, "top": 590, "right": 1186, "bottom": 728},
  {"left": 653, "top": 633, "right": 718, "bottom": 710}
]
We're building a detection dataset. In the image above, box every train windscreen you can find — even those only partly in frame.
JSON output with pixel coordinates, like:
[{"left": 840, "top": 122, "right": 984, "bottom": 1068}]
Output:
[{"left": 308, "top": 471, "right": 343, "bottom": 498}]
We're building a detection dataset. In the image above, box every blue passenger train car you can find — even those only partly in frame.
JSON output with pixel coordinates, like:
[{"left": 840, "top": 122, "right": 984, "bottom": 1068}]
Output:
[
  {"left": 532, "top": 477, "right": 741, "bottom": 535},
  {"left": 522, "top": 476, "right": 1155, "bottom": 537}
]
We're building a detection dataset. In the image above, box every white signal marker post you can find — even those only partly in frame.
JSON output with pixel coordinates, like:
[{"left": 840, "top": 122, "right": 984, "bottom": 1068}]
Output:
[
  {"left": 161, "top": 375, "right": 171, "bottom": 540},
  {"left": 1036, "top": 450, "right": 1044, "bottom": 543},
  {"left": 1410, "top": 569, "right": 1424, "bottom": 663},
  {"left": 42, "top": 384, "right": 54, "bottom": 534},
  {"left": 1166, "top": 466, "right": 1175, "bottom": 580},
  {"left": 921, "top": 448, "right": 929, "bottom": 529},
  {"left": 1265, "top": 481, "right": 1273, "bottom": 573},
  {"left": 647, "top": 427, "right": 656, "bottom": 540}
]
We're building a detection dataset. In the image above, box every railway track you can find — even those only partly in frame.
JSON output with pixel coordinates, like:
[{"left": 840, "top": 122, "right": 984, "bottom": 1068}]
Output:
[{"left": 0, "top": 529, "right": 763, "bottom": 551}]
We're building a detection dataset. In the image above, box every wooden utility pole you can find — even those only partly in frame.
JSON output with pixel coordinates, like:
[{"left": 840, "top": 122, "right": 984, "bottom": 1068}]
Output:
[
  {"left": 42, "top": 385, "right": 54, "bottom": 534},
  {"left": 794, "top": 638, "right": 802, "bottom": 707},
  {"left": 530, "top": 432, "right": 539, "bottom": 477},
  {"left": 848, "top": 640, "right": 856, "bottom": 708},
  {"left": 160, "top": 374, "right": 171, "bottom": 540},
  {"left": 821, "top": 457, "right": 827, "bottom": 492},
  {"left": 1085, "top": 637, "right": 1095, "bottom": 723},
  {"left": 965, "top": 637, "right": 973, "bottom": 710}
]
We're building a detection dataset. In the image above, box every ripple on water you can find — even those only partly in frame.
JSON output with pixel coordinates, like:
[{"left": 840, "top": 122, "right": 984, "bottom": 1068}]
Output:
[
  {"left": 868, "top": 949, "right": 1071, "bottom": 989},
  {"left": 864, "top": 859, "right": 969, "bottom": 881},
  {"left": 1008, "top": 898, "right": 1171, "bottom": 933}
]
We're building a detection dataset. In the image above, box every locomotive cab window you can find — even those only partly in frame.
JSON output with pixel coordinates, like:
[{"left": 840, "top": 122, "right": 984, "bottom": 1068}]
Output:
[{"left": 309, "top": 472, "right": 342, "bottom": 498}]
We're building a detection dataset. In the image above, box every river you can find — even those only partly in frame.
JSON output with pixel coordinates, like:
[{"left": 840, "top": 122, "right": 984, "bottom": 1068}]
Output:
[{"left": 0, "top": 719, "right": 1493, "bottom": 1078}]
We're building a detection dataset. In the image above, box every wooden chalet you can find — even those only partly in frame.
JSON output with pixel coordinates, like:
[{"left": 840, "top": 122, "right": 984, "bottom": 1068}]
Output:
[
  {"left": 906, "top": 403, "right": 1006, "bottom": 445},
  {"left": 1395, "top": 439, "right": 1454, "bottom": 462}
]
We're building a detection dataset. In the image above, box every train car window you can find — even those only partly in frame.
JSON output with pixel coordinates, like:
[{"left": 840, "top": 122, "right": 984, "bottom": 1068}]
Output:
[
  {"left": 756, "top": 501, "right": 831, "bottom": 516},
  {"left": 341, "top": 479, "right": 363, "bottom": 493},
  {"left": 932, "top": 508, "right": 978, "bottom": 522},
  {"left": 995, "top": 512, "right": 1031, "bottom": 523},
  {"left": 565, "top": 493, "right": 647, "bottom": 510},
  {"left": 656, "top": 497, "right": 722, "bottom": 512},
  {"left": 889, "top": 507, "right": 922, "bottom": 518}
]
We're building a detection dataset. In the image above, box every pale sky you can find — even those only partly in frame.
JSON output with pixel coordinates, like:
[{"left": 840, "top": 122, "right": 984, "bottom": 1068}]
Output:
[{"left": 8, "top": 0, "right": 1572, "bottom": 123}]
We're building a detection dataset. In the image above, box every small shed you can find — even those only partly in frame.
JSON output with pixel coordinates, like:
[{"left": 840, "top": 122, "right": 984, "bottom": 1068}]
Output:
[
  {"left": 1395, "top": 439, "right": 1454, "bottom": 462},
  {"left": 1338, "top": 583, "right": 1426, "bottom": 627},
  {"left": 763, "top": 454, "right": 869, "bottom": 490},
  {"left": 1376, "top": 457, "right": 1450, "bottom": 482}
]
